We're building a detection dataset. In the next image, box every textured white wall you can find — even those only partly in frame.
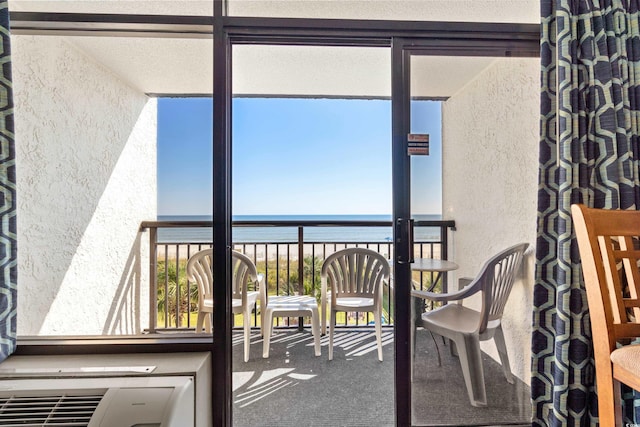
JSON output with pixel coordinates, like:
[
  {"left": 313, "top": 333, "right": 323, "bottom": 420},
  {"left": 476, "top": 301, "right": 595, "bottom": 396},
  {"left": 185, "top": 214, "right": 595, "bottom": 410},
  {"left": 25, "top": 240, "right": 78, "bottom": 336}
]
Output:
[
  {"left": 12, "top": 35, "right": 157, "bottom": 335},
  {"left": 441, "top": 58, "right": 539, "bottom": 382}
]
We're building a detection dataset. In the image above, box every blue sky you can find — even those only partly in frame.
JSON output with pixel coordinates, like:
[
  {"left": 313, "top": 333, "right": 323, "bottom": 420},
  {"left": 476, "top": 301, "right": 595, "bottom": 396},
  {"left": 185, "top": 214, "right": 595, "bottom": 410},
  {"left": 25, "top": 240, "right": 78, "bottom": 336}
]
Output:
[{"left": 157, "top": 97, "right": 441, "bottom": 216}]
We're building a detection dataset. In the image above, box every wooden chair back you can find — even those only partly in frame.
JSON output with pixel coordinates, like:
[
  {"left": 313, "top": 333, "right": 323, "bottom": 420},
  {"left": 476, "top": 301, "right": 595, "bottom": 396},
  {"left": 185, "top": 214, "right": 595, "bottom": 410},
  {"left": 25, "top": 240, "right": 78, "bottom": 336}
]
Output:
[{"left": 572, "top": 204, "right": 640, "bottom": 426}]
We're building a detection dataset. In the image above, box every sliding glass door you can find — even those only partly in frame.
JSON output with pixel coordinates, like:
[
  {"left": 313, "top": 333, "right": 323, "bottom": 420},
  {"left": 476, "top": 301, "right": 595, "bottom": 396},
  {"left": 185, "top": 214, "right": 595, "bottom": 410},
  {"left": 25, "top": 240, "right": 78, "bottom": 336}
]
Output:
[
  {"left": 229, "top": 41, "right": 397, "bottom": 426},
  {"left": 401, "top": 43, "right": 538, "bottom": 426},
  {"left": 213, "top": 17, "right": 538, "bottom": 427}
]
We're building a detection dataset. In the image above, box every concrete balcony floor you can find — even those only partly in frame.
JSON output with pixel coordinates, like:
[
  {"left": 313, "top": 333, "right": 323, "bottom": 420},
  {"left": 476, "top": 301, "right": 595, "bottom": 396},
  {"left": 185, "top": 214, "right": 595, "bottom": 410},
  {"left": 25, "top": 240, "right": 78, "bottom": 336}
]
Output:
[{"left": 232, "top": 327, "right": 531, "bottom": 426}]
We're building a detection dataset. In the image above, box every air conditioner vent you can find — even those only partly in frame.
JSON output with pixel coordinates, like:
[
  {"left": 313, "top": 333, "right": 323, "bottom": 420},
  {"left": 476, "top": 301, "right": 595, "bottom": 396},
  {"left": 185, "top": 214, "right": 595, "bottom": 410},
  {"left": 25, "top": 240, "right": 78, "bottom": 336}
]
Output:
[{"left": 0, "top": 393, "right": 104, "bottom": 426}]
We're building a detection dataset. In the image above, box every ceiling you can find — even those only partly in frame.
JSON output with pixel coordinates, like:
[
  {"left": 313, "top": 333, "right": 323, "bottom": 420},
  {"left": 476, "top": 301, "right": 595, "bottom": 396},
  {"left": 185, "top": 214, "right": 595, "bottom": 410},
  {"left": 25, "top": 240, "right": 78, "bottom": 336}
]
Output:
[{"left": 8, "top": 0, "right": 540, "bottom": 97}]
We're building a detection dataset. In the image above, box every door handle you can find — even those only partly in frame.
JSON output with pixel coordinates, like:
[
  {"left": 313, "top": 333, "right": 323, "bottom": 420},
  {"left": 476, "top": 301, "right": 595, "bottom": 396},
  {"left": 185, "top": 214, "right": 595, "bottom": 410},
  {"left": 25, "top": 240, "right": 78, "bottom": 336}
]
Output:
[{"left": 396, "top": 218, "right": 415, "bottom": 264}]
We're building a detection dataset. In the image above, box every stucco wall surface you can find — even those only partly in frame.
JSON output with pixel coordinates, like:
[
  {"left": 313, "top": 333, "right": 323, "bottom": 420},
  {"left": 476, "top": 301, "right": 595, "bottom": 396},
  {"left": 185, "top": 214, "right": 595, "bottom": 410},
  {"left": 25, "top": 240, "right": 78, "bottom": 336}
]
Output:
[
  {"left": 442, "top": 57, "right": 539, "bottom": 383},
  {"left": 12, "top": 35, "right": 156, "bottom": 335}
]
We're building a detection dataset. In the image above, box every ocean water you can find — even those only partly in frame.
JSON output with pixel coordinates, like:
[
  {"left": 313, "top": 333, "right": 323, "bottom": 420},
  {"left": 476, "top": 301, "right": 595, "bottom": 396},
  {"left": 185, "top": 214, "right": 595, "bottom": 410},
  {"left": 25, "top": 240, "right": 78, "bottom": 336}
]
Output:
[{"left": 157, "top": 214, "right": 443, "bottom": 243}]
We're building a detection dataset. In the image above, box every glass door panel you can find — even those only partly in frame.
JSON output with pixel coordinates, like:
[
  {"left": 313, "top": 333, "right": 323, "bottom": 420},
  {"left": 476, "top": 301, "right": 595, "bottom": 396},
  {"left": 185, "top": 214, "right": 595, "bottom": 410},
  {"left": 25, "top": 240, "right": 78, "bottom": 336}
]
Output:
[
  {"left": 408, "top": 52, "right": 537, "bottom": 426},
  {"left": 230, "top": 42, "right": 394, "bottom": 426}
]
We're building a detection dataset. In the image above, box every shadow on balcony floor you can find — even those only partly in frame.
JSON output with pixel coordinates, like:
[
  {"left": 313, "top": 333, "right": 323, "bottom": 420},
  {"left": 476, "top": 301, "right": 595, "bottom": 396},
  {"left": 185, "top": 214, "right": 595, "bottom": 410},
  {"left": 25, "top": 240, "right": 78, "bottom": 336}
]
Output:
[{"left": 232, "top": 328, "right": 531, "bottom": 427}]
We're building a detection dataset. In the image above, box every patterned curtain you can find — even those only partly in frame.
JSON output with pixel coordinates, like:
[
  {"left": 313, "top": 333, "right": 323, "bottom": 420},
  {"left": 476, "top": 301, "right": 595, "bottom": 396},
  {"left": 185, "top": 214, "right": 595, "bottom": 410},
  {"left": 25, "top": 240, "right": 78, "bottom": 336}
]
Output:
[
  {"left": 533, "top": 0, "right": 640, "bottom": 425},
  {"left": 0, "top": 1, "right": 16, "bottom": 362}
]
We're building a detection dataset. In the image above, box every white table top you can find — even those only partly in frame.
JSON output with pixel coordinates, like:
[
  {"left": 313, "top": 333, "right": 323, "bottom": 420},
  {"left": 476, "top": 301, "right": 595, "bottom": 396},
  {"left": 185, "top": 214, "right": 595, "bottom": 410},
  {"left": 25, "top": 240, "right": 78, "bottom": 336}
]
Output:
[{"left": 410, "top": 258, "right": 458, "bottom": 273}]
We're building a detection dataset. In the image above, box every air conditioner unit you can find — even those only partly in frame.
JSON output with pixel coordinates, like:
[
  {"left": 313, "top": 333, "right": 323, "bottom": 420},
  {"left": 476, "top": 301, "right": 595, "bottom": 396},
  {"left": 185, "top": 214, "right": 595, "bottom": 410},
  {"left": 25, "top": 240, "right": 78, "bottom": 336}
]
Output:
[
  {"left": 0, "top": 376, "right": 194, "bottom": 427},
  {"left": 0, "top": 352, "right": 212, "bottom": 427},
  {"left": 0, "top": 375, "right": 194, "bottom": 426}
]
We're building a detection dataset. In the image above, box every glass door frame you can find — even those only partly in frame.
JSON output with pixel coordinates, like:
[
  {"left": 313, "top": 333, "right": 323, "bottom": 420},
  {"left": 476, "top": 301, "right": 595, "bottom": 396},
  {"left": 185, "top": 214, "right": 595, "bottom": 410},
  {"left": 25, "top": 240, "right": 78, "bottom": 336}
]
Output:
[
  {"left": 216, "top": 33, "right": 398, "bottom": 426},
  {"left": 391, "top": 37, "right": 413, "bottom": 426},
  {"left": 392, "top": 38, "right": 540, "bottom": 426},
  {"left": 211, "top": 14, "right": 539, "bottom": 427}
]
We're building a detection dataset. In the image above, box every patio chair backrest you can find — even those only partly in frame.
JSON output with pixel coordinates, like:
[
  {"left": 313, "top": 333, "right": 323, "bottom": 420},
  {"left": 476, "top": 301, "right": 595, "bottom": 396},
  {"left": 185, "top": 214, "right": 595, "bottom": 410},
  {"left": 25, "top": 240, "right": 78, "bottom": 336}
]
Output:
[
  {"left": 321, "top": 247, "right": 389, "bottom": 299},
  {"left": 186, "top": 249, "right": 260, "bottom": 304},
  {"left": 475, "top": 243, "right": 528, "bottom": 334},
  {"left": 187, "top": 248, "right": 213, "bottom": 301}
]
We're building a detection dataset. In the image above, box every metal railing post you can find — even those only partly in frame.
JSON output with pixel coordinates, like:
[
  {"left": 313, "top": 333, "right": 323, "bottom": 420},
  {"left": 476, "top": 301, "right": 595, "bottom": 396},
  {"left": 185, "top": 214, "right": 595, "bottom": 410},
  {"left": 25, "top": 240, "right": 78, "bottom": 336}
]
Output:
[
  {"left": 298, "top": 226, "right": 304, "bottom": 331},
  {"left": 441, "top": 224, "right": 449, "bottom": 293},
  {"left": 148, "top": 226, "right": 158, "bottom": 333},
  {"left": 175, "top": 245, "right": 181, "bottom": 328}
]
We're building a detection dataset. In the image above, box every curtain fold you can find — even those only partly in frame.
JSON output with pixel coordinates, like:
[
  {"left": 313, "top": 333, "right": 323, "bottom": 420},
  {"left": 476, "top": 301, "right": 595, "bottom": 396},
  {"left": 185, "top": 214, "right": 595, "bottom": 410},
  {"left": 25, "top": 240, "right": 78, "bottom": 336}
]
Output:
[
  {"left": 0, "top": 1, "right": 16, "bottom": 362},
  {"left": 533, "top": 0, "right": 640, "bottom": 425}
]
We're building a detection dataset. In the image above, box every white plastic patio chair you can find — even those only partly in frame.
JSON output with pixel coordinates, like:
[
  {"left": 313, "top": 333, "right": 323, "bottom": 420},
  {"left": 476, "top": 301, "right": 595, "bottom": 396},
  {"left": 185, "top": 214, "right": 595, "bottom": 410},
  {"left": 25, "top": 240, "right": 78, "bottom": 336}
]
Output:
[
  {"left": 411, "top": 242, "right": 528, "bottom": 406},
  {"left": 186, "top": 249, "right": 264, "bottom": 362},
  {"left": 321, "top": 247, "right": 390, "bottom": 361}
]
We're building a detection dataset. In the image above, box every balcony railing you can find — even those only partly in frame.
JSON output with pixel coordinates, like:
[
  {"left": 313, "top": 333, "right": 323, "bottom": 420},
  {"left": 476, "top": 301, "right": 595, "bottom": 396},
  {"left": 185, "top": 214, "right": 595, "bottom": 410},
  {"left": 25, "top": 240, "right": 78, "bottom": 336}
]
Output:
[{"left": 140, "top": 219, "right": 456, "bottom": 333}]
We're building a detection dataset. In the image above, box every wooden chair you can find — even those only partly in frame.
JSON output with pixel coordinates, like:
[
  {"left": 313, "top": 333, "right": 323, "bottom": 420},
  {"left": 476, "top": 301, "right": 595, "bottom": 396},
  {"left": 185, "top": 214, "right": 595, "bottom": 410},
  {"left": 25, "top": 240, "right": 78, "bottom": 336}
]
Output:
[{"left": 572, "top": 204, "right": 640, "bottom": 426}]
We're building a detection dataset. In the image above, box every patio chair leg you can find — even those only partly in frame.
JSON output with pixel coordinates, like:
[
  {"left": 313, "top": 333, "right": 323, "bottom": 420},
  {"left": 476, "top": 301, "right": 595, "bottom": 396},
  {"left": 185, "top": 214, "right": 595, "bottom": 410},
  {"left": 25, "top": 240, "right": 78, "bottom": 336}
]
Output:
[
  {"left": 374, "top": 308, "right": 383, "bottom": 362},
  {"left": 427, "top": 331, "right": 442, "bottom": 367},
  {"left": 329, "top": 310, "right": 335, "bottom": 360},
  {"left": 262, "top": 309, "right": 274, "bottom": 358},
  {"left": 243, "top": 309, "right": 251, "bottom": 362},
  {"left": 321, "top": 300, "right": 327, "bottom": 336},
  {"left": 260, "top": 301, "right": 265, "bottom": 337},
  {"left": 454, "top": 335, "right": 487, "bottom": 407},
  {"left": 198, "top": 312, "right": 212, "bottom": 333},
  {"left": 206, "top": 314, "right": 212, "bottom": 333},
  {"left": 493, "top": 326, "right": 513, "bottom": 383},
  {"left": 310, "top": 307, "right": 321, "bottom": 356},
  {"left": 196, "top": 312, "right": 206, "bottom": 333}
]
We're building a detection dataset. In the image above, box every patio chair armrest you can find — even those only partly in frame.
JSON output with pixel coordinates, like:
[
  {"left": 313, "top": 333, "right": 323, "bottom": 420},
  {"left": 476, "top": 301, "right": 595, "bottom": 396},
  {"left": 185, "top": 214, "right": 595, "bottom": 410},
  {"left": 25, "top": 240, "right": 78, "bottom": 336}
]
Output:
[
  {"left": 412, "top": 289, "right": 459, "bottom": 302},
  {"left": 411, "top": 277, "right": 482, "bottom": 302}
]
